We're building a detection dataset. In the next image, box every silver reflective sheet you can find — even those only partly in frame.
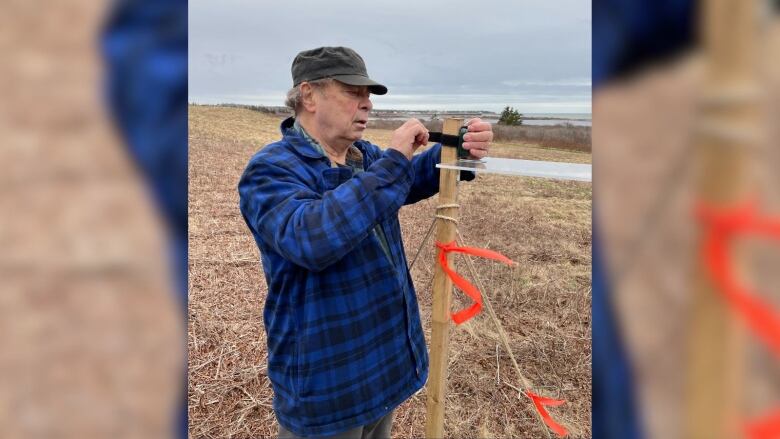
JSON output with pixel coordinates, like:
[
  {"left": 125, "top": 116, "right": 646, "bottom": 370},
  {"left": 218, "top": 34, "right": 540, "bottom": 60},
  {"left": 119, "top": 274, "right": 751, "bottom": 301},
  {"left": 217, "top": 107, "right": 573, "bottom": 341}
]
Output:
[{"left": 436, "top": 157, "right": 591, "bottom": 182}]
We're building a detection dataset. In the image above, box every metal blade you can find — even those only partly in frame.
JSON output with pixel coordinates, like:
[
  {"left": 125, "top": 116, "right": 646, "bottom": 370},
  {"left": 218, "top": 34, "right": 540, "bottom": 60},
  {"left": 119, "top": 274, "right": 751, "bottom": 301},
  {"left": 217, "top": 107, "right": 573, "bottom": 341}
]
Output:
[{"left": 436, "top": 157, "right": 591, "bottom": 182}]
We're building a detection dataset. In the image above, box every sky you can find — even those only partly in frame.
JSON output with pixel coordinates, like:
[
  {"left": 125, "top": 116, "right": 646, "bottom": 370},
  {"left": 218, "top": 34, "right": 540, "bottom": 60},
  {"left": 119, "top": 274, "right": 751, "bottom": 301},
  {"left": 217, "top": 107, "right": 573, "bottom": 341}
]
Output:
[{"left": 189, "top": 0, "right": 591, "bottom": 114}]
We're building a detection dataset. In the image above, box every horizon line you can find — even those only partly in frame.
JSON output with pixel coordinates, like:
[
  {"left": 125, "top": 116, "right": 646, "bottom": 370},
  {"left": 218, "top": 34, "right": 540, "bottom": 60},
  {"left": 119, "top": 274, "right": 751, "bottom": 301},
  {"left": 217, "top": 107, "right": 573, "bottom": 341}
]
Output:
[{"left": 188, "top": 101, "right": 592, "bottom": 116}]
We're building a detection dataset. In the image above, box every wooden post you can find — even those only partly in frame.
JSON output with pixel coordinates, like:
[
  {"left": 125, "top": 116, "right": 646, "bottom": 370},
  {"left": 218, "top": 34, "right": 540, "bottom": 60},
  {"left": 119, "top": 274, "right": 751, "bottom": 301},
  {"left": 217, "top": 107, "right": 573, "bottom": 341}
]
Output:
[
  {"left": 685, "top": 0, "right": 758, "bottom": 437},
  {"left": 425, "top": 118, "right": 463, "bottom": 439}
]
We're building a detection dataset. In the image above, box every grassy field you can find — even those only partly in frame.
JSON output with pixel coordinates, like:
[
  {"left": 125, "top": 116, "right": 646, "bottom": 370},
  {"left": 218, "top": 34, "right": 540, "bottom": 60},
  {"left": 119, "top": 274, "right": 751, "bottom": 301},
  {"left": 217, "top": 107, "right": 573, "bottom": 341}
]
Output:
[{"left": 188, "top": 105, "right": 592, "bottom": 438}]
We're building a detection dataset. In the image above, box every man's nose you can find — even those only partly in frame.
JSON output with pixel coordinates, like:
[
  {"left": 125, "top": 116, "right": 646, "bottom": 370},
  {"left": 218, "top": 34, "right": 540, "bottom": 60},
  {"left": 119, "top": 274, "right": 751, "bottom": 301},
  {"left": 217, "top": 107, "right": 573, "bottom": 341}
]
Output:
[{"left": 360, "top": 96, "right": 372, "bottom": 111}]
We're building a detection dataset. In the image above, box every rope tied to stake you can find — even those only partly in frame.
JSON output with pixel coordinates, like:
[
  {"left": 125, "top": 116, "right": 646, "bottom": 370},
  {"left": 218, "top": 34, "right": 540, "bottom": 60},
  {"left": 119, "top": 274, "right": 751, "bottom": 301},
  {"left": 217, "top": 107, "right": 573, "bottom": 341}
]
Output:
[{"left": 434, "top": 202, "right": 460, "bottom": 224}]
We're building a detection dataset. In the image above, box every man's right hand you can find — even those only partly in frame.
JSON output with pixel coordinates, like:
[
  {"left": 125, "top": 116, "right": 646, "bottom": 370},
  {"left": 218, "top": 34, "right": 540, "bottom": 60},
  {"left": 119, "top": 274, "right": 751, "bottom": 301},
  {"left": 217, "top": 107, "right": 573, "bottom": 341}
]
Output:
[{"left": 388, "top": 119, "right": 429, "bottom": 161}]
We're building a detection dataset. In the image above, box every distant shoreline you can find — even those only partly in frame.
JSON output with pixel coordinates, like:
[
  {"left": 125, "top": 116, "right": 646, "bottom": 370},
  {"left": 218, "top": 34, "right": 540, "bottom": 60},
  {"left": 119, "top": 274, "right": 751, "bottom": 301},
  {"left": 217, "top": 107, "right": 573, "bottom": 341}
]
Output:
[{"left": 188, "top": 103, "right": 592, "bottom": 122}]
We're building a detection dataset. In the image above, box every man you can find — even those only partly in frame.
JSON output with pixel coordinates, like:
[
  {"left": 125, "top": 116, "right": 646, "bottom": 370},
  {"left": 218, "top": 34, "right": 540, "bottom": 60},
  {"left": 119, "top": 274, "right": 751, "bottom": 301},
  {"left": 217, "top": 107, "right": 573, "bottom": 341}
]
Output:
[{"left": 238, "top": 46, "right": 493, "bottom": 438}]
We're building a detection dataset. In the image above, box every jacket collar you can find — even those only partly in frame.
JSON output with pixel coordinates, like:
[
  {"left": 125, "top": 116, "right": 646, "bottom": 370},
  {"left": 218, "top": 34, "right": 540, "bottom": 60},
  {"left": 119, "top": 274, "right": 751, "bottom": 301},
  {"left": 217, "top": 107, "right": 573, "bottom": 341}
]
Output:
[
  {"left": 280, "top": 116, "right": 369, "bottom": 160},
  {"left": 281, "top": 117, "right": 324, "bottom": 159}
]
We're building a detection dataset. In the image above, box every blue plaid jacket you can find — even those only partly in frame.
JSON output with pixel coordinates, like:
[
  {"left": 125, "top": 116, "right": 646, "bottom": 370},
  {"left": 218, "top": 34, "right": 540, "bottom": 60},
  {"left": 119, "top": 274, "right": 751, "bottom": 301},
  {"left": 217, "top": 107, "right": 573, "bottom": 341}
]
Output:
[{"left": 239, "top": 117, "right": 471, "bottom": 436}]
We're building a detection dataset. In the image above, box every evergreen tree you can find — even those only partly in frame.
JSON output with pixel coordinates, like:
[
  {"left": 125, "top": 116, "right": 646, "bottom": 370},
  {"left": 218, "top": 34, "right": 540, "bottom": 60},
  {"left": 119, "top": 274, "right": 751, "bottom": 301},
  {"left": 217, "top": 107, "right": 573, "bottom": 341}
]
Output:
[{"left": 498, "top": 106, "right": 523, "bottom": 125}]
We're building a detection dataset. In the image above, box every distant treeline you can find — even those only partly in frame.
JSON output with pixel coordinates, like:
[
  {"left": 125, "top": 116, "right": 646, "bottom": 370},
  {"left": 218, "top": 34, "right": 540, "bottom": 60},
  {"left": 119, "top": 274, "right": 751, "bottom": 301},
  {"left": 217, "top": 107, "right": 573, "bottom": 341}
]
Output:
[{"left": 194, "top": 103, "right": 292, "bottom": 116}]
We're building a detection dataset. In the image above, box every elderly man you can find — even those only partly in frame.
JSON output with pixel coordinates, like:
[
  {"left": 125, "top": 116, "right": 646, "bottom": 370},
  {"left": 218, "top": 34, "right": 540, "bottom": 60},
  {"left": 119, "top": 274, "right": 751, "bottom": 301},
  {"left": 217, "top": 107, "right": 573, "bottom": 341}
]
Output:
[{"left": 238, "top": 46, "right": 493, "bottom": 438}]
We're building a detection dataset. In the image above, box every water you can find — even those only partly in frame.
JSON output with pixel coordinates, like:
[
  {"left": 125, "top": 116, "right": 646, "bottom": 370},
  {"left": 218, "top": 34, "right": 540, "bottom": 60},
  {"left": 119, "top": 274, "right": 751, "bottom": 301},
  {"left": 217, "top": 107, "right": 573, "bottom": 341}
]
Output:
[
  {"left": 369, "top": 112, "right": 591, "bottom": 127},
  {"left": 488, "top": 113, "right": 591, "bottom": 127}
]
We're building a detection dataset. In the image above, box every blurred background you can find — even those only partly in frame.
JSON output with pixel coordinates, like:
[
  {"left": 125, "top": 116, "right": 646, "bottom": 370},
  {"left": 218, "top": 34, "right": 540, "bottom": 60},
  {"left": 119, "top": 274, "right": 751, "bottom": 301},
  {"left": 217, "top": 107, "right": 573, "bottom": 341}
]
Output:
[
  {"left": 0, "top": 0, "right": 186, "bottom": 438},
  {"left": 594, "top": 0, "right": 780, "bottom": 438}
]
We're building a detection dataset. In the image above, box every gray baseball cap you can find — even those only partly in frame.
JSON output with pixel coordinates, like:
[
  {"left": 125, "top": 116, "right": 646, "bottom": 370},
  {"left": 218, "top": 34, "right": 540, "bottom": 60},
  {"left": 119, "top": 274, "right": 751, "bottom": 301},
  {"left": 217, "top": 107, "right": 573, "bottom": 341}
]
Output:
[{"left": 291, "top": 46, "right": 388, "bottom": 95}]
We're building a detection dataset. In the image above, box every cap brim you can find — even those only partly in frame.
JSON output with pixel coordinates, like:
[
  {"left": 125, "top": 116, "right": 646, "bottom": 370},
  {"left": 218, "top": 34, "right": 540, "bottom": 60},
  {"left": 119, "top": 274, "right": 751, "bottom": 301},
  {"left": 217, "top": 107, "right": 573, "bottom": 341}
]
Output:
[{"left": 331, "top": 74, "right": 388, "bottom": 95}]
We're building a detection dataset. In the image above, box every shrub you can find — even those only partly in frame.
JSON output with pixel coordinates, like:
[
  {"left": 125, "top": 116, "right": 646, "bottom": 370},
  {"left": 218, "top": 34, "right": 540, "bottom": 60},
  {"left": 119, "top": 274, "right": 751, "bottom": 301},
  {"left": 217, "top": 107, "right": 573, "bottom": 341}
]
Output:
[{"left": 498, "top": 106, "right": 523, "bottom": 126}]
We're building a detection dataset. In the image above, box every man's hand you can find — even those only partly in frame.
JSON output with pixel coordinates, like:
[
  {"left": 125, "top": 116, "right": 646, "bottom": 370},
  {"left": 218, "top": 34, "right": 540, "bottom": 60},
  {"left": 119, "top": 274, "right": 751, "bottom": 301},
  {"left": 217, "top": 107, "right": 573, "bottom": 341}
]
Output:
[
  {"left": 462, "top": 118, "right": 492, "bottom": 160},
  {"left": 388, "top": 119, "right": 429, "bottom": 161}
]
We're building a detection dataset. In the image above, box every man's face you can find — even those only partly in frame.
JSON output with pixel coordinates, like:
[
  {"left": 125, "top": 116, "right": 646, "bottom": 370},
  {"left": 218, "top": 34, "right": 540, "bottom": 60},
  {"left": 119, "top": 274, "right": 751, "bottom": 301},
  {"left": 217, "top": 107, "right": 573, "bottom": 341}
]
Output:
[{"left": 311, "top": 80, "right": 373, "bottom": 144}]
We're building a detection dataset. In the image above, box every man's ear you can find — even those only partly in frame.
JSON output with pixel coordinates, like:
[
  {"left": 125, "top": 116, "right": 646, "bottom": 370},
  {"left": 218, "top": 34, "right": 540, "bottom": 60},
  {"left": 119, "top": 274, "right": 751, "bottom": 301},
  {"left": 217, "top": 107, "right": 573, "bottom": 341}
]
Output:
[{"left": 300, "top": 82, "right": 317, "bottom": 113}]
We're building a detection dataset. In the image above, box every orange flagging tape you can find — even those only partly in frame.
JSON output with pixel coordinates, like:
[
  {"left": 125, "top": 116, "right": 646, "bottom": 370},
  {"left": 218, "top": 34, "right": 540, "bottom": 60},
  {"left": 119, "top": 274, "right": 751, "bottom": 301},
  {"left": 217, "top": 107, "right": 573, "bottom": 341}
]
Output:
[
  {"left": 435, "top": 241, "right": 569, "bottom": 437},
  {"left": 697, "top": 202, "right": 780, "bottom": 357},
  {"left": 435, "top": 241, "right": 515, "bottom": 324},
  {"left": 526, "top": 390, "right": 570, "bottom": 437},
  {"left": 746, "top": 409, "right": 780, "bottom": 439},
  {"left": 697, "top": 201, "right": 780, "bottom": 439}
]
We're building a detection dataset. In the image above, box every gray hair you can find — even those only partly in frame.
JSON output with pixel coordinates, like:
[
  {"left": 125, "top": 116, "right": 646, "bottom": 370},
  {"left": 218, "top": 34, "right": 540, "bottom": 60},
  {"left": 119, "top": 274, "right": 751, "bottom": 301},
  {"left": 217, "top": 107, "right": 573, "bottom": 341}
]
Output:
[{"left": 285, "top": 78, "right": 334, "bottom": 113}]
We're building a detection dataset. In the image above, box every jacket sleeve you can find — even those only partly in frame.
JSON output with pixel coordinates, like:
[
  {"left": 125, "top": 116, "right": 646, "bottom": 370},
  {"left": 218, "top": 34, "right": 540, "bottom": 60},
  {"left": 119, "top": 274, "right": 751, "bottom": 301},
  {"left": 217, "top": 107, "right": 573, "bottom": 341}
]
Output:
[
  {"left": 239, "top": 148, "right": 414, "bottom": 272},
  {"left": 404, "top": 143, "right": 476, "bottom": 205}
]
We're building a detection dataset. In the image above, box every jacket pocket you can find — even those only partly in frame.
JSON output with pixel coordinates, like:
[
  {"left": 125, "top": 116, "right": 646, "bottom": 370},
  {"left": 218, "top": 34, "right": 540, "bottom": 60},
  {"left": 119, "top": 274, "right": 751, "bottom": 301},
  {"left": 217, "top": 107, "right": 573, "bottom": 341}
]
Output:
[{"left": 319, "top": 167, "right": 353, "bottom": 191}]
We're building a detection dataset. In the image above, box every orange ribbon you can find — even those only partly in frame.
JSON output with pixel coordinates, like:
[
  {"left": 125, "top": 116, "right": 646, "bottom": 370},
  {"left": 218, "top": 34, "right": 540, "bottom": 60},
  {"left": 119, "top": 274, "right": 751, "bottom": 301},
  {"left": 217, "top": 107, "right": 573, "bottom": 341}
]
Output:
[
  {"left": 526, "top": 390, "right": 569, "bottom": 437},
  {"left": 435, "top": 241, "right": 515, "bottom": 324},
  {"left": 435, "top": 241, "right": 569, "bottom": 436},
  {"left": 746, "top": 409, "right": 780, "bottom": 439},
  {"left": 698, "top": 202, "right": 780, "bottom": 357},
  {"left": 697, "top": 201, "right": 780, "bottom": 438}
]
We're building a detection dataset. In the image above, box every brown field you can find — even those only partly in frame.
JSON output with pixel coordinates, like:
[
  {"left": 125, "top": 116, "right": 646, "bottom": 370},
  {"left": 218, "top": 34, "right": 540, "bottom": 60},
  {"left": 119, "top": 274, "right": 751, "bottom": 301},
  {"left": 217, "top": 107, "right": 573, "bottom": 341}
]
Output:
[{"left": 188, "top": 105, "right": 592, "bottom": 438}]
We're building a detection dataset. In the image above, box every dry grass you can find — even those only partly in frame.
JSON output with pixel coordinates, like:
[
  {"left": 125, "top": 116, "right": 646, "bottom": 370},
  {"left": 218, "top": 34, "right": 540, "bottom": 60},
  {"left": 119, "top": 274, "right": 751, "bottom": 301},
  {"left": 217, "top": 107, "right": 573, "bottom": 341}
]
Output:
[
  {"left": 188, "top": 105, "right": 592, "bottom": 438},
  {"left": 490, "top": 124, "right": 591, "bottom": 153}
]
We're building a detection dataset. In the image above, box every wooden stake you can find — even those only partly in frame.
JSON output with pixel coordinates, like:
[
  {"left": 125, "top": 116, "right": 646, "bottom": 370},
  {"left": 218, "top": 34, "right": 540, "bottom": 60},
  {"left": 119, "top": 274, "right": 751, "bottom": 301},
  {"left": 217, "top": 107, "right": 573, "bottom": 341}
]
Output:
[
  {"left": 425, "top": 118, "right": 463, "bottom": 439},
  {"left": 686, "top": 0, "right": 759, "bottom": 437}
]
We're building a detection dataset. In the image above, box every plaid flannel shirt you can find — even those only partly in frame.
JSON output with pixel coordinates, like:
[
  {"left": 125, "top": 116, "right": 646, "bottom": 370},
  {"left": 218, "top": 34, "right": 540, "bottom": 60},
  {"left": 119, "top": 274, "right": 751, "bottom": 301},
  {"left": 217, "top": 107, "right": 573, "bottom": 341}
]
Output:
[
  {"left": 292, "top": 119, "right": 394, "bottom": 262},
  {"left": 238, "top": 117, "right": 472, "bottom": 436}
]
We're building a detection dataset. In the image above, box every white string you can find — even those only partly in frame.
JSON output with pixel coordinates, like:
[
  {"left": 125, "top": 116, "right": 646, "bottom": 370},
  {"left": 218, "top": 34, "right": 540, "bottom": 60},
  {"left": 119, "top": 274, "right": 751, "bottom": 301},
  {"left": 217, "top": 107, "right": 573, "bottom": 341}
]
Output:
[{"left": 408, "top": 203, "right": 461, "bottom": 270}]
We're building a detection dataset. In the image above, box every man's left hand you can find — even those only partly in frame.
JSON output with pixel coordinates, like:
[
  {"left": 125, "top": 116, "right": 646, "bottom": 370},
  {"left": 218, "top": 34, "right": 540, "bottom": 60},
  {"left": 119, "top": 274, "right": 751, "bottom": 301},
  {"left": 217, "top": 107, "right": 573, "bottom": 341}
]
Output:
[{"left": 462, "top": 118, "right": 492, "bottom": 160}]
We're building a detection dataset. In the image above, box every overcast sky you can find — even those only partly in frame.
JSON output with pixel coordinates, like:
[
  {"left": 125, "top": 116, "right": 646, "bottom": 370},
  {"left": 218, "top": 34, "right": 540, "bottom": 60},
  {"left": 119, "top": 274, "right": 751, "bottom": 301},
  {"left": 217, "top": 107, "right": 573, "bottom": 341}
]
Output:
[{"left": 189, "top": 0, "right": 591, "bottom": 113}]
